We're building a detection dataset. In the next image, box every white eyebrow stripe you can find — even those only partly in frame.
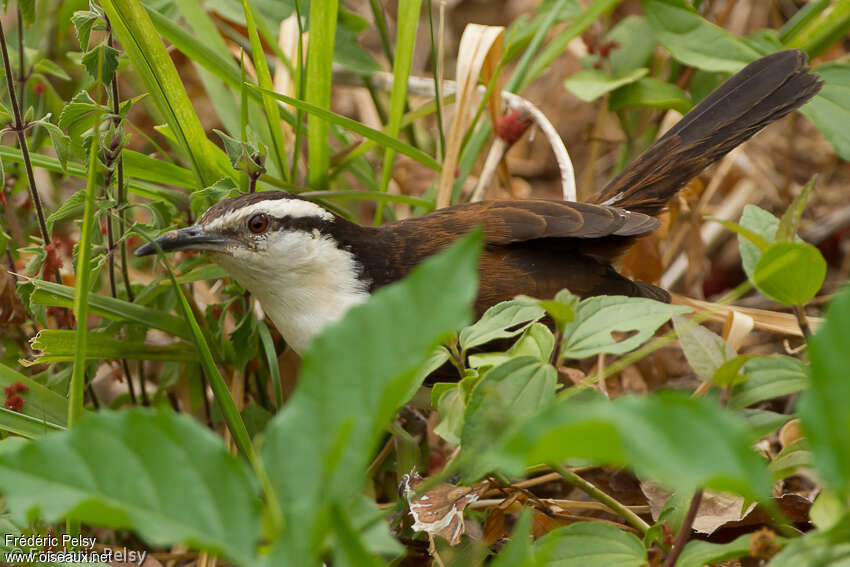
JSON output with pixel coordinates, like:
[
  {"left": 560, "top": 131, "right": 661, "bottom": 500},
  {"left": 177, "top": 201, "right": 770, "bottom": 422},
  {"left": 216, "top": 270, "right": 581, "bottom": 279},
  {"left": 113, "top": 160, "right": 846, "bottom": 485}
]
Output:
[{"left": 203, "top": 198, "right": 333, "bottom": 230}]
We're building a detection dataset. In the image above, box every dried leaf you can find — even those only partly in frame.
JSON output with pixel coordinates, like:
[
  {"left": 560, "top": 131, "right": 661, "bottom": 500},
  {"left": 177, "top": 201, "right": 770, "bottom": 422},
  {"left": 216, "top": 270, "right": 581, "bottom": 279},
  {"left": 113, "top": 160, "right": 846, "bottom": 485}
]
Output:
[
  {"left": 403, "top": 473, "right": 485, "bottom": 545},
  {"left": 436, "top": 24, "right": 505, "bottom": 208}
]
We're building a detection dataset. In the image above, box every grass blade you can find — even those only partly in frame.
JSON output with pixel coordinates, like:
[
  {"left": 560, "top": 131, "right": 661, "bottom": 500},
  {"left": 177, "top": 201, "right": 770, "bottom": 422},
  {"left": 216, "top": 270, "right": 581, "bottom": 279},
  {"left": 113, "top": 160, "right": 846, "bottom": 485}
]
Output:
[
  {"left": 305, "top": 0, "right": 338, "bottom": 187},
  {"left": 376, "top": 0, "right": 422, "bottom": 223},
  {"left": 247, "top": 83, "right": 441, "bottom": 171}
]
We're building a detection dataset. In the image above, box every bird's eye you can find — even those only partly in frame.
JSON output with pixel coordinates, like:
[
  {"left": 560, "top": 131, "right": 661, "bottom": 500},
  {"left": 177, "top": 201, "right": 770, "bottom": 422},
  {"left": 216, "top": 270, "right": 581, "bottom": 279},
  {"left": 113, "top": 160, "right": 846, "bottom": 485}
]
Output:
[{"left": 248, "top": 213, "right": 269, "bottom": 234}]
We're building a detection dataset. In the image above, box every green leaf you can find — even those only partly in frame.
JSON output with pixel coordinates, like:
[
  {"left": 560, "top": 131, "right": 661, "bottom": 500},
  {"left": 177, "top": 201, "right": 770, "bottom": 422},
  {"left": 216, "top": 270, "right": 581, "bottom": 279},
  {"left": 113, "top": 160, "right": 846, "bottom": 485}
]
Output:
[
  {"left": 770, "top": 438, "right": 813, "bottom": 481},
  {"left": 81, "top": 43, "right": 120, "bottom": 84},
  {"left": 561, "top": 296, "right": 690, "bottom": 359},
  {"left": 769, "top": 514, "right": 850, "bottom": 566},
  {"left": 608, "top": 77, "right": 692, "bottom": 114},
  {"left": 459, "top": 300, "right": 545, "bottom": 351},
  {"left": 379, "top": 0, "right": 422, "bottom": 203},
  {"left": 33, "top": 58, "right": 71, "bottom": 81},
  {"left": 490, "top": 508, "right": 533, "bottom": 567},
  {"left": 741, "top": 409, "right": 794, "bottom": 440},
  {"left": 0, "top": 409, "right": 261, "bottom": 565},
  {"left": 712, "top": 355, "right": 756, "bottom": 388},
  {"left": 0, "top": 362, "right": 69, "bottom": 433},
  {"left": 810, "top": 489, "right": 845, "bottom": 531},
  {"left": 72, "top": 10, "right": 100, "bottom": 50},
  {"left": 673, "top": 315, "right": 735, "bottom": 382},
  {"left": 100, "top": 0, "right": 227, "bottom": 187},
  {"left": 606, "top": 15, "right": 655, "bottom": 77},
  {"left": 0, "top": 408, "right": 64, "bottom": 439},
  {"left": 785, "top": 1, "right": 850, "bottom": 59},
  {"left": 240, "top": 0, "right": 288, "bottom": 180},
  {"left": 533, "top": 522, "right": 647, "bottom": 567},
  {"left": 261, "top": 231, "right": 481, "bottom": 564},
  {"left": 305, "top": 0, "right": 338, "bottom": 187},
  {"left": 728, "top": 356, "right": 808, "bottom": 409},
  {"left": 752, "top": 242, "right": 826, "bottom": 306},
  {"left": 776, "top": 177, "right": 816, "bottom": 242},
  {"left": 640, "top": 0, "right": 759, "bottom": 72},
  {"left": 461, "top": 357, "right": 558, "bottom": 480},
  {"left": 799, "top": 287, "right": 850, "bottom": 499},
  {"left": 516, "top": 288, "right": 579, "bottom": 329},
  {"left": 491, "top": 391, "right": 770, "bottom": 499},
  {"left": 213, "top": 129, "right": 266, "bottom": 177},
  {"left": 799, "top": 62, "right": 850, "bottom": 161},
  {"left": 32, "top": 119, "right": 71, "bottom": 171},
  {"left": 468, "top": 322, "right": 555, "bottom": 368},
  {"left": 19, "top": 0, "right": 35, "bottom": 25},
  {"left": 46, "top": 189, "right": 86, "bottom": 231},
  {"left": 737, "top": 204, "right": 779, "bottom": 280},
  {"left": 28, "top": 279, "right": 191, "bottom": 340},
  {"left": 433, "top": 383, "right": 465, "bottom": 445},
  {"left": 564, "top": 67, "right": 648, "bottom": 102},
  {"left": 247, "top": 84, "right": 442, "bottom": 172},
  {"left": 676, "top": 533, "right": 756, "bottom": 567},
  {"left": 29, "top": 329, "right": 196, "bottom": 363}
]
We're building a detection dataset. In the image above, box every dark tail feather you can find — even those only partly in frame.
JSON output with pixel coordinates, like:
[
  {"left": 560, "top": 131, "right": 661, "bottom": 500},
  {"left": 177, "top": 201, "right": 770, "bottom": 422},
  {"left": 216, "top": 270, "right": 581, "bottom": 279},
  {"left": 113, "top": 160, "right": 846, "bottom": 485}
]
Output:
[{"left": 589, "top": 49, "right": 823, "bottom": 216}]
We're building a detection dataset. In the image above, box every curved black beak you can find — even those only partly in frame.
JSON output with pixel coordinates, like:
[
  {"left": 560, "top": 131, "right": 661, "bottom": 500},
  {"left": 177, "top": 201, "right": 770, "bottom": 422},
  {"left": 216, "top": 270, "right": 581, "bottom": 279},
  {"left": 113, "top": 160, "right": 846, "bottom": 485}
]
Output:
[{"left": 135, "top": 226, "right": 232, "bottom": 257}]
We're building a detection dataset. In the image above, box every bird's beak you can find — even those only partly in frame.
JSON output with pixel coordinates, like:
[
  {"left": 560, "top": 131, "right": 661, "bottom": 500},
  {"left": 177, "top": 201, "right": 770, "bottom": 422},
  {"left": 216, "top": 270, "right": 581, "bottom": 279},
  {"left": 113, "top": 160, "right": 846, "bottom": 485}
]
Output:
[{"left": 134, "top": 226, "right": 232, "bottom": 257}]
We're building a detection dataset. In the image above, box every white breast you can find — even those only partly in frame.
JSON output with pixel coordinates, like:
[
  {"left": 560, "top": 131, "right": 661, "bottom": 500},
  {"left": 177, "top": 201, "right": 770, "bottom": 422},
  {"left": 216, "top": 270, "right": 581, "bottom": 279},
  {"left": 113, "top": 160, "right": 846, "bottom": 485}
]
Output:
[{"left": 212, "top": 230, "right": 370, "bottom": 354}]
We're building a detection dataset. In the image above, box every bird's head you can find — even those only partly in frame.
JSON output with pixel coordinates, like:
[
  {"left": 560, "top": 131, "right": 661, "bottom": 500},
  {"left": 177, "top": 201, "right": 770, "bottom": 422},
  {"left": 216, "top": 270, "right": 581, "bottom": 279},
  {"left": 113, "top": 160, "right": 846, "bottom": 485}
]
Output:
[{"left": 136, "top": 191, "right": 371, "bottom": 353}]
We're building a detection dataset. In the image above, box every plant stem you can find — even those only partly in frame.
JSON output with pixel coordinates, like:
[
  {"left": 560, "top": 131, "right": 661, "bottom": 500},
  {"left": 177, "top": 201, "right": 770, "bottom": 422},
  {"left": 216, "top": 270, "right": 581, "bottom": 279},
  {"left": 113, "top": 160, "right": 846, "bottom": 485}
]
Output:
[
  {"left": 16, "top": 6, "right": 24, "bottom": 110},
  {"left": 663, "top": 489, "right": 703, "bottom": 567},
  {"left": 792, "top": 305, "right": 811, "bottom": 338},
  {"left": 0, "top": 18, "right": 60, "bottom": 283},
  {"left": 551, "top": 462, "right": 650, "bottom": 535}
]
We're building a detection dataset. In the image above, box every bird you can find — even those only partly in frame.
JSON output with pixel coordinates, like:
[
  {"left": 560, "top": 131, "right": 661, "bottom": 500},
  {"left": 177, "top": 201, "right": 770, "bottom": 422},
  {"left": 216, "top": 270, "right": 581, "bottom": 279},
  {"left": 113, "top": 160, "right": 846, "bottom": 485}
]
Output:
[{"left": 136, "top": 49, "right": 822, "bottom": 355}]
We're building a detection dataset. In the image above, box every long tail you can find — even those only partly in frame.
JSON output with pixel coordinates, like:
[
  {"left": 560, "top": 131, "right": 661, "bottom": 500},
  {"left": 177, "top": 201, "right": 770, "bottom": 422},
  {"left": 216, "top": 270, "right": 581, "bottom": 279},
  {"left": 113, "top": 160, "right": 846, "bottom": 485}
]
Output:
[{"left": 589, "top": 49, "right": 822, "bottom": 216}]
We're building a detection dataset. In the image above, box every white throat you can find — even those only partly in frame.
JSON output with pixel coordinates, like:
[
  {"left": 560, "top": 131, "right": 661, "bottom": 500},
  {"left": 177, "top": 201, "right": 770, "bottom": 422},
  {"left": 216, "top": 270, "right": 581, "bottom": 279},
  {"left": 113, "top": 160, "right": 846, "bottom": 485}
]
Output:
[{"left": 213, "top": 230, "right": 370, "bottom": 354}]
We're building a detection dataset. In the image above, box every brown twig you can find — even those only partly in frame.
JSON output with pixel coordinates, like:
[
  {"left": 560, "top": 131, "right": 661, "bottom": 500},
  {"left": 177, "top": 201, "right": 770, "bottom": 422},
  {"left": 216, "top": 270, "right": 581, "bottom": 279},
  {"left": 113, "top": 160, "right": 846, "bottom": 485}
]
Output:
[
  {"left": 0, "top": 18, "right": 61, "bottom": 284},
  {"left": 663, "top": 489, "right": 703, "bottom": 567}
]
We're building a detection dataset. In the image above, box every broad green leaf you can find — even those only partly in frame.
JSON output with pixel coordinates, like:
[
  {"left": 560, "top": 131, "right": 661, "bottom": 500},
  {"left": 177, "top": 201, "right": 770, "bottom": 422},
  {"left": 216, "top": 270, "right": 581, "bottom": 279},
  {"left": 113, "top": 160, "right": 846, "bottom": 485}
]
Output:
[
  {"left": 468, "top": 322, "right": 555, "bottom": 368},
  {"left": 752, "top": 241, "right": 825, "bottom": 305},
  {"left": 33, "top": 58, "right": 71, "bottom": 81},
  {"left": 123, "top": 150, "right": 197, "bottom": 189},
  {"left": 516, "top": 288, "right": 579, "bottom": 329},
  {"left": 608, "top": 77, "right": 692, "bottom": 114},
  {"left": 676, "top": 533, "right": 757, "bottom": 567},
  {"left": 640, "top": 0, "right": 759, "bottom": 72},
  {"left": 72, "top": 10, "right": 100, "bottom": 50},
  {"left": 712, "top": 355, "right": 756, "bottom": 388},
  {"left": 770, "top": 438, "right": 813, "bottom": 481},
  {"left": 564, "top": 68, "right": 648, "bottom": 102},
  {"left": 799, "top": 287, "right": 850, "bottom": 499},
  {"left": 81, "top": 43, "right": 120, "bottom": 84},
  {"left": 0, "top": 410, "right": 260, "bottom": 565},
  {"left": 561, "top": 296, "right": 690, "bottom": 359},
  {"left": 740, "top": 409, "right": 794, "bottom": 440},
  {"left": 459, "top": 300, "right": 545, "bottom": 351},
  {"left": 800, "top": 63, "right": 850, "bottom": 161},
  {"left": 100, "top": 0, "right": 226, "bottom": 187},
  {"left": 461, "top": 357, "right": 558, "bottom": 480},
  {"left": 47, "top": 190, "right": 86, "bottom": 231},
  {"left": 434, "top": 383, "right": 465, "bottom": 445},
  {"left": 728, "top": 356, "right": 808, "bottom": 409},
  {"left": 810, "top": 489, "right": 845, "bottom": 531},
  {"left": 492, "top": 391, "right": 770, "bottom": 499},
  {"left": 606, "top": 16, "right": 654, "bottom": 77},
  {"left": 673, "top": 315, "right": 735, "bottom": 382},
  {"left": 737, "top": 204, "right": 779, "bottom": 280},
  {"left": 32, "top": 119, "right": 71, "bottom": 171},
  {"left": 29, "top": 329, "right": 196, "bottom": 363},
  {"left": 533, "top": 522, "right": 647, "bottom": 567},
  {"left": 769, "top": 514, "right": 850, "bottom": 566},
  {"left": 261, "top": 231, "right": 481, "bottom": 564}
]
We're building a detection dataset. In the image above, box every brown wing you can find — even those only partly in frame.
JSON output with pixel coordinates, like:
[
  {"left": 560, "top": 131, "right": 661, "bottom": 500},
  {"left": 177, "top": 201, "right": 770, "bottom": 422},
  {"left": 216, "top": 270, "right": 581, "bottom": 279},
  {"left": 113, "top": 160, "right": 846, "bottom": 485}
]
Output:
[{"left": 389, "top": 199, "right": 659, "bottom": 246}]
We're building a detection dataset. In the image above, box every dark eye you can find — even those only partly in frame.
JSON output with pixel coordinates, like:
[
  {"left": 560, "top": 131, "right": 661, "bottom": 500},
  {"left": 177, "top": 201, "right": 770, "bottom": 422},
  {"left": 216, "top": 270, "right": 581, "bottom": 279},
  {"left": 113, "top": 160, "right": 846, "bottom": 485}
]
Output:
[{"left": 248, "top": 213, "right": 269, "bottom": 234}]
